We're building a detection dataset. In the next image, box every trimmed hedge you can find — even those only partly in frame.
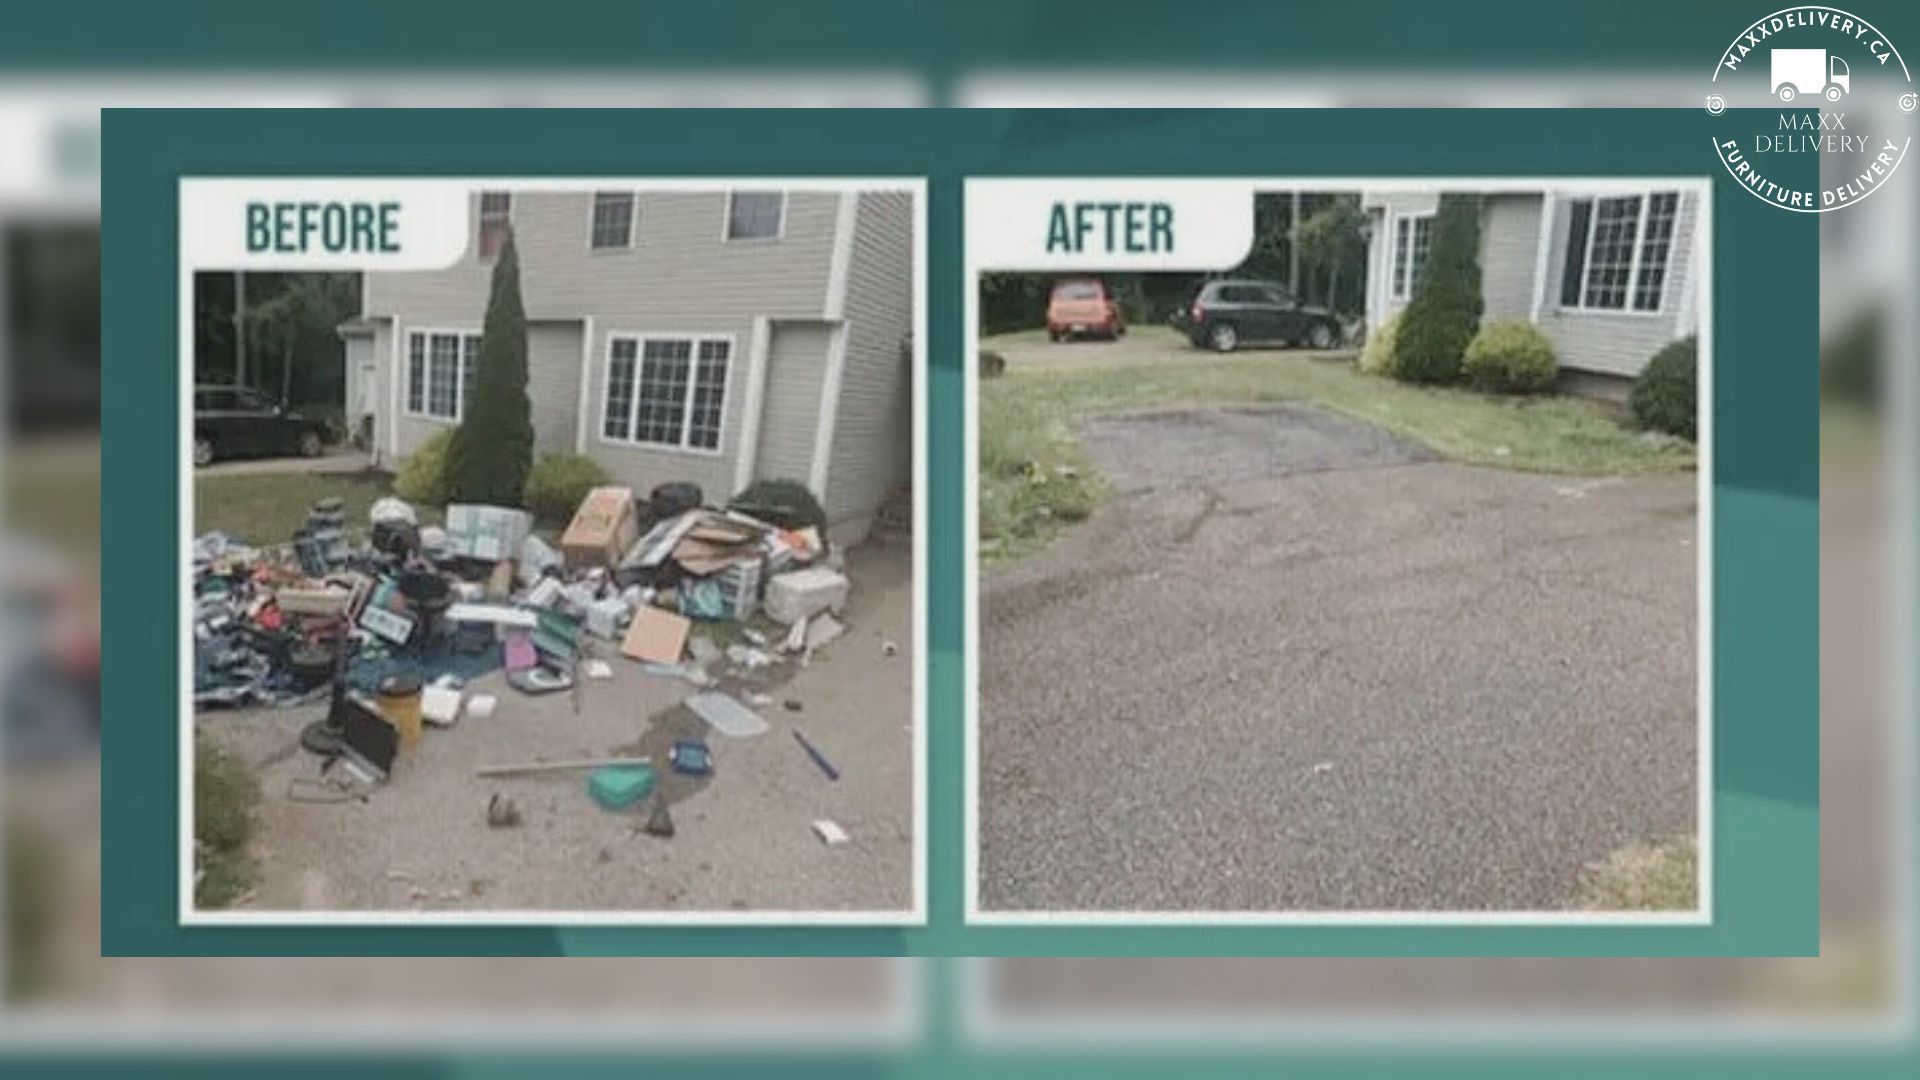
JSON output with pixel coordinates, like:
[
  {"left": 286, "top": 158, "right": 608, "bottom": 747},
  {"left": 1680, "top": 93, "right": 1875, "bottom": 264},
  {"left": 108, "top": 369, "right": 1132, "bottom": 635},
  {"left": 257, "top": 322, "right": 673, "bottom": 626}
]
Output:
[
  {"left": 1391, "top": 194, "right": 1484, "bottom": 384},
  {"left": 1462, "top": 321, "right": 1558, "bottom": 394},
  {"left": 392, "top": 428, "right": 454, "bottom": 506},
  {"left": 445, "top": 232, "right": 535, "bottom": 506},
  {"left": 1629, "top": 337, "right": 1698, "bottom": 441},
  {"left": 729, "top": 479, "right": 827, "bottom": 532},
  {"left": 1358, "top": 312, "right": 1402, "bottom": 377},
  {"left": 524, "top": 453, "right": 611, "bottom": 524}
]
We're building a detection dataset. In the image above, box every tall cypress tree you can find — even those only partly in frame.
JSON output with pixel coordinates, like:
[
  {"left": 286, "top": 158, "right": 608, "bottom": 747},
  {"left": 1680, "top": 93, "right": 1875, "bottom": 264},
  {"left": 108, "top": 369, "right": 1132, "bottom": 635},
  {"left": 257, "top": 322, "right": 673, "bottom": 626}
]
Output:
[
  {"left": 1391, "top": 193, "right": 1484, "bottom": 383},
  {"left": 445, "top": 231, "right": 534, "bottom": 506}
]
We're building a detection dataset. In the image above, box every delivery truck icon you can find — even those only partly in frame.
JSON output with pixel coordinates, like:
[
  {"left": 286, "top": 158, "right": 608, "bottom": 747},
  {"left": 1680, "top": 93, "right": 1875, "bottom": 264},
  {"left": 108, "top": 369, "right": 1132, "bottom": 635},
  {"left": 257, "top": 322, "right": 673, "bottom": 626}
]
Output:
[{"left": 1771, "top": 48, "right": 1851, "bottom": 103}]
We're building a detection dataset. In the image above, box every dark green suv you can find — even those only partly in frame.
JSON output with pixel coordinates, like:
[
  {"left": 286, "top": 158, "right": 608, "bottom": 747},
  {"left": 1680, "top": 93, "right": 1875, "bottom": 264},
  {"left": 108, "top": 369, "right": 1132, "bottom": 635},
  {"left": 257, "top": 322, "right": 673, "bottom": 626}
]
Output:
[
  {"left": 193, "top": 385, "right": 330, "bottom": 467},
  {"left": 1176, "top": 279, "right": 1341, "bottom": 353}
]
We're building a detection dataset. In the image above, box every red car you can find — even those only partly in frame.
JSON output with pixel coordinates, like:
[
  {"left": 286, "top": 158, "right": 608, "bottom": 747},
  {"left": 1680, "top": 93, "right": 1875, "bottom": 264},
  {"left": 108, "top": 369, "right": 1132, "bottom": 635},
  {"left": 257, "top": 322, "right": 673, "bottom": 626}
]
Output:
[{"left": 1046, "top": 278, "right": 1126, "bottom": 342}]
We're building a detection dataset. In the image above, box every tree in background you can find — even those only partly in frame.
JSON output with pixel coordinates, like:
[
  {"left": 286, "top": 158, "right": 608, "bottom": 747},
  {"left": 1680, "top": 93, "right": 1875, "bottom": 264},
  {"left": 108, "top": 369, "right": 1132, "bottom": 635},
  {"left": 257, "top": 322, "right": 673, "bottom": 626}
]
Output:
[
  {"left": 445, "top": 232, "right": 534, "bottom": 506},
  {"left": 191, "top": 270, "right": 359, "bottom": 410},
  {"left": 1391, "top": 193, "right": 1483, "bottom": 383},
  {"left": 241, "top": 273, "right": 358, "bottom": 410},
  {"left": 1290, "top": 195, "right": 1367, "bottom": 317}
]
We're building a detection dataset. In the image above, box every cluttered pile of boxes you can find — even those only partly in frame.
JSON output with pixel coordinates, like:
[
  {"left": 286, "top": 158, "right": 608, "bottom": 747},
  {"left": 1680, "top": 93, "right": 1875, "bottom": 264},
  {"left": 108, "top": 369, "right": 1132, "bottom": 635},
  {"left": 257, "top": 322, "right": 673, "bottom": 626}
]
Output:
[{"left": 191, "top": 481, "right": 854, "bottom": 796}]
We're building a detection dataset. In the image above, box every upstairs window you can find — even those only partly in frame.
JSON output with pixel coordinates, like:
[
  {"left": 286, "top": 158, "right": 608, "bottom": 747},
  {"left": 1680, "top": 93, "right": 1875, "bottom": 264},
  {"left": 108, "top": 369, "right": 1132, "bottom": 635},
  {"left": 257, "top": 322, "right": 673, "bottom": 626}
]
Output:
[
  {"left": 725, "top": 192, "right": 783, "bottom": 241},
  {"left": 477, "top": 191, "right": 512, "bottom": 259},
  {"left": 591, "top": 191, "right": 635, "bottom": 250},
  {"left": 1560, "top": 192, "right": 1680, "bottom": 312}
]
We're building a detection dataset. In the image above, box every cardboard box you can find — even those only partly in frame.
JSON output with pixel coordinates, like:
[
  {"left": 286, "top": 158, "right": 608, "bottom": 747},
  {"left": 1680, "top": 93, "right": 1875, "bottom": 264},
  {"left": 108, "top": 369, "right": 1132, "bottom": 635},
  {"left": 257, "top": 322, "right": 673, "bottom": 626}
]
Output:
[
  {"left": 764, "top": 567, "right": 849, "bottom": 624},
  {"left": 444, "top": 505, "right": 534, "bottom": 562},
  {"left": 561, "top": 486, "right": 639, "bottom": 569},
  {"left": 621, "top": 605, "right": 691, "bottom": 664}
]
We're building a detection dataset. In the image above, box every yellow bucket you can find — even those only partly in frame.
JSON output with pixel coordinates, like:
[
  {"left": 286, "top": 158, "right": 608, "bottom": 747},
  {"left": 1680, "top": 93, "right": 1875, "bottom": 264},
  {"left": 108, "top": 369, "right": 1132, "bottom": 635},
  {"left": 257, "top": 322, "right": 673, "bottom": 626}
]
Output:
[{"left": 375, "top": 673, "right": 424, "bottom": 751}]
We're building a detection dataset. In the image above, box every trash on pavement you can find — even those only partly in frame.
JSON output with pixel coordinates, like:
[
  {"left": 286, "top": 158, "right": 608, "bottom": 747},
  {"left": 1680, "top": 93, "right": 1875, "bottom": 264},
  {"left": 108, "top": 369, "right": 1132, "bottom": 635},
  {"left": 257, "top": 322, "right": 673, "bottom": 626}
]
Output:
[
  {"left": 811, "top": 819, "right": 850, "bottom": 846},
  {"left": 486, "top": 793, "right": 522, "bottom": 828},
  {"left": 506, "top": 666, "right": 573, "bottom": 695},
  {"left": 443, "top": 504, "right": 534, "bottom": 563},
  {"left": 420, "top": 683, "right": 463, "bottom": 727},
  {"left": 791, "top": 728, "right": 841, "bottom": 781},
  {"left": 560, "top": 486, "right": 640, "bottom": 569},
  {"left": 687, "top": 690, "right": 769, "bottom": 738},
  {"left": 622, "top": 605, "right": 691, "bottom": 664},
  {"left": 643, "top": 798, "right": 676, "bottom": 837},
  {"left": 669, "top": 739, "right": 713, "bottom": 776},
  {"left": 587, "top": 764, "right": 657, "bottom": 810},
  {"left": 764, "top": 566, "right": 849, "bottom": 625}
]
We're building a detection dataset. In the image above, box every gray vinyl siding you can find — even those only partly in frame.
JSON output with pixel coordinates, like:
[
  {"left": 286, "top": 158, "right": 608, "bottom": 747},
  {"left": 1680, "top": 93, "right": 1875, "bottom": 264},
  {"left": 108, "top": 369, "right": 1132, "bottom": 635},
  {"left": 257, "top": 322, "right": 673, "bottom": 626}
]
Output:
[
  {"left": 366, "top": 186, "right": 919, "bottom": 528},
  {"left": 1365, "top": 188, "right": 1699, "bottom": 379},
  {"left": 369, "top": 189, "right": 843, "bottom": 498},
  {"left": 369, "top": 190, "right": 838, "bottom": 332},
  {"left": 527, "top": 322, "right": 583, "bottom": 457},
  {"left": 1537, "top": 189, "right": 1699, "bottom": 377},
  {"left": 1478, "top": 195, "right": 1541, "bottom": 322},
  {"left": 752, "top": 321, "right": 833, "bottom": 487},
  {"left": 825, "top": 191, "right": 914, "bottom": 534}
]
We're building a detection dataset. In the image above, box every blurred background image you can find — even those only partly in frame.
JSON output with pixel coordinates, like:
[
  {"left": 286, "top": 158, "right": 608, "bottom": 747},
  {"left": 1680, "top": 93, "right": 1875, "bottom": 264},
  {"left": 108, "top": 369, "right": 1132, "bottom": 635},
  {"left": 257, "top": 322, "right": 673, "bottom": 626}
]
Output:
[{"left": 1, "top": 24, "right": 1914, "bottom": 1061}]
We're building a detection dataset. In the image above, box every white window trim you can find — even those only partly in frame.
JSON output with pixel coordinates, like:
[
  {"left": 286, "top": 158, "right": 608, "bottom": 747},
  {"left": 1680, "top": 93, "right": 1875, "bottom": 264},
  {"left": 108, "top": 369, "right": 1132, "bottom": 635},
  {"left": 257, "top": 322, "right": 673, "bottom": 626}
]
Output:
[
  {"left": 476, "top": 192, "right": 512, "bottom": 262},
  {"left": 587, "top": 190, "right": 637, "bottom": 253},
  {"left": 722, "top": 190, "right": 787, "bottom": 243},
  {"left": 1558, "top": 192, "right": 1675, "bottom": 318},
  {"left": 401, "top": 327, "right": 481, "bottom": 424},
  {"left": 1389, "top": 211, "right": 1434, "bottom": 301},
  {"left": 598, "top": 331, "right": 735, "bottom": 458}
]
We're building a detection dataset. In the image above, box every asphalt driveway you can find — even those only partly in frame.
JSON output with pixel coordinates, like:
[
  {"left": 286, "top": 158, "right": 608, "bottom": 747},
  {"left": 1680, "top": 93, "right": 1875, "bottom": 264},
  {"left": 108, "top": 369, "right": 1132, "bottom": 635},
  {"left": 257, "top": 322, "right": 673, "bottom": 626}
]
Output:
[
  {"left": 987, "top": 325, "right": 1353, "bottom": 373},
  {"left": 978, "top": 403, "right": 1697, "bottom": 913}
]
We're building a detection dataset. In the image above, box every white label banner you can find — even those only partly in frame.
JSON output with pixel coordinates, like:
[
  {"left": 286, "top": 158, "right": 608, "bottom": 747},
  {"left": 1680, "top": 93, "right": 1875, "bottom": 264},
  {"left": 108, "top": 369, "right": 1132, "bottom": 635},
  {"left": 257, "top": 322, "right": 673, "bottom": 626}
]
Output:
[
  {"left": 967, "top": 179, "right": 1255, "bottom": 271},
  {"left": 180, "top": 178, "right": 474, "bottom": 270}
]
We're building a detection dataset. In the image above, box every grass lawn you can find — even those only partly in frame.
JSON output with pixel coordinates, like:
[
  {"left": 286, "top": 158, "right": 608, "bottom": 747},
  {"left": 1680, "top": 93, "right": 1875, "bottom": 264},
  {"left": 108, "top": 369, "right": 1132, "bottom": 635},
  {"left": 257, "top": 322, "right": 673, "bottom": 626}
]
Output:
[
  {"left": 1574, "top": 836, "right": 1698, "bottom": 912},
  {"left": 194, "top": 469, "right": 437, "bottom": 543},
  {"left": 979, "top": 331, "right": 1696, "bottom": 564}
]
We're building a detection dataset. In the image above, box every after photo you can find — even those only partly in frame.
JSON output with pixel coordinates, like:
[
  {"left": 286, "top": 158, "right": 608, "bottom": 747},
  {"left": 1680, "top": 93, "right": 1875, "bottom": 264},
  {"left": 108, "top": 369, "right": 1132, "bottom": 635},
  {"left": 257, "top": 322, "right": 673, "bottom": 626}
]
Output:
[
  {"left": 184, "top": 179, "right": 923, "bottom": 922},
  {"left": 971, "top": 182, "right": 1707, "bottom": 919}
]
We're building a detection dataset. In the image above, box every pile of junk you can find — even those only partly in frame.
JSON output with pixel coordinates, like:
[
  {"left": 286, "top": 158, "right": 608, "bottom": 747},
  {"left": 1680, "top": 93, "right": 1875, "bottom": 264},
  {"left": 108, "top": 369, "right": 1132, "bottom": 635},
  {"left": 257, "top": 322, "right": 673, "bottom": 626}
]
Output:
[{"left": 192, "top": 481, "right": 856, "bottom": 795}]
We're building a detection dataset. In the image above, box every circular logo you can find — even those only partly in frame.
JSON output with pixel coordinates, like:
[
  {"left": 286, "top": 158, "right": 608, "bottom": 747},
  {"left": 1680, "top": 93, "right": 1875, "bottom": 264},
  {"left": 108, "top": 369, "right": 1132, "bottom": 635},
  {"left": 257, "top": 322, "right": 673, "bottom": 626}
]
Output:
[{"left": 1708, "top": 6, "right": 1913, "bottom": 212}]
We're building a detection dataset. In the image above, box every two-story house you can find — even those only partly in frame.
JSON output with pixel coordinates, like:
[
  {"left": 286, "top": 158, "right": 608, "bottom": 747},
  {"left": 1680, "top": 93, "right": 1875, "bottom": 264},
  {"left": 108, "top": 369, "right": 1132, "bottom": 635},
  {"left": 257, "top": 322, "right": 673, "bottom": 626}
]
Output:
[
  {"left": 1363, "top": 185, "right": 1704, "bottom": 393},
  {"left": 341, "top": 183, "right": 916, "bottom": 544}
]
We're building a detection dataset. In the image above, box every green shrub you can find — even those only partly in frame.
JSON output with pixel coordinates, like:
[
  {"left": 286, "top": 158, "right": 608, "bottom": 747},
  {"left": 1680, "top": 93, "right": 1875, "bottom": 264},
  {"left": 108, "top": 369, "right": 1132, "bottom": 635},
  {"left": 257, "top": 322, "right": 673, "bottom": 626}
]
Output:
[
  {"left": 980, "top": 350, "right": 1008, "bottom": 379},
  {"left": 392, "top": 427, "right": 454, "bottom": 506},
  {"left": 446, "top": 232, "right": 535, "bottom": 506},
  {"left": 1359, "top": 312, "right": 1402, "bottom": 377},
  {"left": 1821, "top": 307, "right": 1881, "bottom": 409},
  {"left": 1462, "top": 321, "right": 1558, "bottom": 394},
  {"left": 729, "top": 479, "right": 827, "bottom": 532},
  {"left": 523, "top": 453, "right": 611, "bottom": 524},
  {"left": 1630, "top": 337, "right": 1698, "bottom": 441},
  {"left": 1392, "top": 194, "right": 1484, "bottom": 384},
  {"left": 195, "top": 741, "right": 259, "bottom": 908}
]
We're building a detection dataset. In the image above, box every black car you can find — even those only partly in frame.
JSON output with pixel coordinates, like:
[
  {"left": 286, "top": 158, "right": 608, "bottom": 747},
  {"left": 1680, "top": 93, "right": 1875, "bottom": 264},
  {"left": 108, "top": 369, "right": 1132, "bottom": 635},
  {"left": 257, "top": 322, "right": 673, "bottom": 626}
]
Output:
[
  {"left": 193, "top": 385, "right": 329, "bottom": 466},
  {"left": 1176, "top": 279, "right": 1342, "bottom": 353}
]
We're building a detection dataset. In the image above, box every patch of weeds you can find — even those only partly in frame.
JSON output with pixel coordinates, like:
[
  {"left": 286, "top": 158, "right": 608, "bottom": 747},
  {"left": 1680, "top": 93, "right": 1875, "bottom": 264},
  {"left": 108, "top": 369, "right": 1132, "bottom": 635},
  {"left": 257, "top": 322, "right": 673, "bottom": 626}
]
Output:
[
  {"left": 194, "top": 740, "right": 260, "bottom": 909},
  {"left": 5, "top": 821, "right": 55, "bottom": 999},
  {"left": 1574, "top": 836, "right": 1697, "bottom": 911},
  {"left": 978, "top": 383, "right": 1105, "bottom": 565}
]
